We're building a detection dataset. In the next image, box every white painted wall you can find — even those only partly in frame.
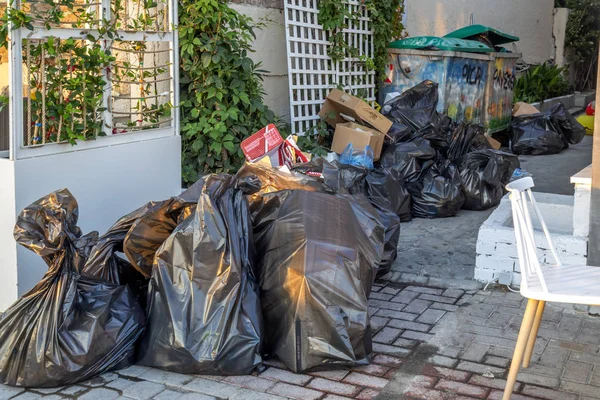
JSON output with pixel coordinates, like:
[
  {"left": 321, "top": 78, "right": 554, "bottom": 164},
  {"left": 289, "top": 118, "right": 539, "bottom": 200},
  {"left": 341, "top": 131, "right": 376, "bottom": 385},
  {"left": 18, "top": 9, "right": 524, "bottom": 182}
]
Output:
[
  {"left": 230, "top": 3, "right": 290, "bottom": 123},
  {"left": 404, "top": 0, "right": 555, "bottom": 64},
  {"left": 0, "top": 136, "right": 181, "bottom": 309}
]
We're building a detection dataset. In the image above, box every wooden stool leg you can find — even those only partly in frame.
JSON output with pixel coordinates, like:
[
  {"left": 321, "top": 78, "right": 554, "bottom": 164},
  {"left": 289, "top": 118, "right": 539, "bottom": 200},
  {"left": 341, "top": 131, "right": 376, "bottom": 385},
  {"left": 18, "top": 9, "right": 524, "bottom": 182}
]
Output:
[
  {"left": 503, "top": 299, "right": 539, "bottom": 400},
  {"left": 523, "top": 301, "right": 545, "bottom": 368}
]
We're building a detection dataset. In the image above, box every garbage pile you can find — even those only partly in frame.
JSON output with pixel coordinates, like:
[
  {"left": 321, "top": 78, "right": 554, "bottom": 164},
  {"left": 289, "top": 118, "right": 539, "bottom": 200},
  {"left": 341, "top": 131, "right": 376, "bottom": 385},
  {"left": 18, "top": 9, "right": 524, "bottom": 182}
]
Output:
[
  {"left": 1, "top": 78, "right": 582, "bottom": 388},
  {"left": 511, "top": 102, "right": 587, "bottom": 155}
]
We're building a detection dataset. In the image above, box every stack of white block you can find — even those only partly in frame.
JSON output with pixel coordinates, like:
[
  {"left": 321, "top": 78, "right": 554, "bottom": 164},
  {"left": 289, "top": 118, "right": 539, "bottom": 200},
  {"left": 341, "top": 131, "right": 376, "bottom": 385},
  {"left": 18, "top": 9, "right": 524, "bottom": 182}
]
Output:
[{"left": 475, "top": 192, "right": 588, "bottom": 286}]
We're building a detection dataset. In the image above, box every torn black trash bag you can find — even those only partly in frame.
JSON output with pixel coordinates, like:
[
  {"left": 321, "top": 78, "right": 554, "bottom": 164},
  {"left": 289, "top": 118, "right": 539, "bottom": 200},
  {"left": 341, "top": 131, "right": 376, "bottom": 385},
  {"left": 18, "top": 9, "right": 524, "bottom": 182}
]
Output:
[
  {"left": 380, "top": 137, "right": 437, "bottom": 183},
  {"left": 381, "top": 80, "right": 443, "bottom": 145},
  {"left": 550, "top": 103, "right": 586, "bottom": 145},
  {"left": 252, "top": 190, "right": 380, "bottom": 372},
  {"left": 511, "top": 112, "right": 568, "bottom": 155},
  {"left": 0, "top": 190, "right": 145, "bottom": 388},
  {"left": 365, "top": 168, "right": 412, "bottom": 223},
  {"left": 407, "top": 160, "right": 465, "bottom": 218},
  {"left": 136, "top": 175, "right": 263, "bottom": 375},
  {"left": 447, "top": 123, "right": 492, "bottom": 162}
]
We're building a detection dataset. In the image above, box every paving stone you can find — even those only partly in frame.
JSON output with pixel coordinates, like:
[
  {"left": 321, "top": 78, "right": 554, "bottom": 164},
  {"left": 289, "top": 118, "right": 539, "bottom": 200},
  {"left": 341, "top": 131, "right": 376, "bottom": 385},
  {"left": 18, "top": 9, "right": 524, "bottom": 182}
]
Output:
[
  {"left": 461, "top": 342, "right": 490, "bottom": 363},
  {"left": 418, "top": 294, "right": 457, "bottom": 305},
  {"left": 381, "top": 287, "right": 401, "bottom": 295},
  {"left": 370, "top": 292, "right": 393, "bottom": 301},
  {"left": 79, "top": 388, "right": 120, "bottom": 400},
  {"left": 368, "top": 299, "right": 405, "bottom": 311},
  {"left": 11, "top": 394, "right": 42, "bottom": 400},
  {"left": 374, "top": 309, "right": 418, "bottom": 321},
  {"left": 473, "top": 333, "right": 517, "bottom": 349},
  {"left": 516, "top": 372, "right": 560, "bottom": 388},
  {"left": 322, "top": 395, "right": 352, "bottom": 400},
  {"left": 106, "top": 378, "right": 137, "bottom": 391},
  {"left": 436, "top": 346, "right": 462, "bottom": 358},
  {"left": 372, "top": 354, "right": 404, "bottom": 367},
  {"left": 538, "top": 346, "right": 570, "bottom": 367},
  {"left": 560, "top": 380, "right": 600, "bottom": 398},
  {"left": 268, "top": 383, "right": 323, "bottom": 400},
  {"left": 401, "top": 330, "right": 435, "bottom": 342},
  {"left": 416, "top": 309, "right": 445, "bottom": 325},
  {"left": 152, "top": 390, "right": 196, "bottom": 400},
  {"left": 355, "top": 388, "right": 379, "bottom": 400},
  {"left": 467, "top": 375, "right": 518, "bottom": 391},
  {"left": 406, "top": 375, "right": 437, "bottom": 388},
  {"left": 59, "top": 385, "right": 89, "bottom": 396},
  {"left": 391, "top": 290, "right": 420, "bottom": 304},
  {"left": 550, "top": 338, "right": 598, "bottom": 353},
  {"left": 562, "top": 360, "right": 593, "bottom": 383},
  {"left": 182, "top": 377, "right": 242, "bottom": 398},
  {"left": 393, "top": 337, "right": 419, "bottom": 348},
  {"left": 308, "top": 370, "right": 349, "bottom": 381},
  {"left": 32, "top": 387, "right": 63, "bottom": 394},
  {"left": 570, "top": 351, "right": 600, "bottom": 365},
  {"left": 307, "top": 378, "right": 360, "bottom": 397},
  {"left": 403, "top": 299, "right": 432, "bottom": 315},
  {"left": 260, "top": 367, "right": 312, "bottom": 386},
  {"left": 138, "top": 369, "right": 194, "bottom": 387},
  {"left": 352, "top": 364, "right": 389, "bottom": 377},
  {"left": 406, "top": 286, "right": 444, "bottom": 295},
  {"left": 373, "top": 327, "right": 402, "bottom": 344},
  {"left": 428, "top": 355, "right": 458, "bottom": 368},
  {"left": 371, "top": 285, "right": 384, "bottom": 293},
  {"left": 343, "top": 372, "right": 388, "bottom": 389},
  {"left": 118, "top": 366, "right": 151, "bottom": 378},
  {"left": 429, "top": 302, "right": 459, "bottom": 312},
  {"left": 172, "top": 393, "right": 216, "bottom": 400},
  {"left": 466, "top": 303, "right": 497, "bottom": 318},
  {"left": 434, "top": 379, "right": 490, "bottom": 397},
  {"left": 484, "top": 355, "right": 510, "bottom": 368},
  {"left": 456, "top": 361, "right": 505, "bottom": 377},
  {"left": 523, "top": 364, "right": 564, "bottom": 379},
  {"left": 387, "top": 319, "right": 430, "bottom": 332},
  {"left": 372, "top": 343, "right": 411, "bottom": 357},
  {"left": 223, "top": 375, "right": 277, "bottom": 392},
  {"left": 403, "top": 387, "right": 445, "bottom": 400},
  {"left": 421, "top": 365, "right": 469, "bottom": 382},
  {"left": 229, "top": 388, "right": 290, "bottom": 400},
  {"left": 487, "top": 390, "right": 537, "bottom": 399},
  {"left": 122, "top": 381, "right": 166, "bottom": 400},
  {"left": 442, "top": 289, "right": 464, "bottom": 298},
  {"left": 370, "top": 316, "right": 389, "bottom": 332},
  {"left": 520, "top": 384, "right": 578, "bottom": 400}
]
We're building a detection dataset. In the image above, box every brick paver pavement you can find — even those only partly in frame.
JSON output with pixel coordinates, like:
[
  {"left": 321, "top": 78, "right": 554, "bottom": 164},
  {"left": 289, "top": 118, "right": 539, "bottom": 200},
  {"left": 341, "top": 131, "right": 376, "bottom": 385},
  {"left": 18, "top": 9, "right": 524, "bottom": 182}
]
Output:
[{"left": 1, "top": 282, "right": 599, "bottom": 399}]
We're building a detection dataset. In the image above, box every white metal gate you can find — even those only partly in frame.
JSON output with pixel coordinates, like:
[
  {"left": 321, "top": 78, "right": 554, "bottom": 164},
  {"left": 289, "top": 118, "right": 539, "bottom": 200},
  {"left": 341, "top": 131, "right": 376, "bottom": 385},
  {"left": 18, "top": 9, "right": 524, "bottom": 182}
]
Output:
[{"left": 284, "top": 0, "right": 375, "bottom": 135}]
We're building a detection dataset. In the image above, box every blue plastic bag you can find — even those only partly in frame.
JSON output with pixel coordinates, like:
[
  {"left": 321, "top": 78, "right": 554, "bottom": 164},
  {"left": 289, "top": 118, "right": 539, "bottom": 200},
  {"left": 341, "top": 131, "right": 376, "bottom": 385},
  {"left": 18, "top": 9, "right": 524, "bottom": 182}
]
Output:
[{"left": 340, "top": 143, "right": 375, "bottom": 170}]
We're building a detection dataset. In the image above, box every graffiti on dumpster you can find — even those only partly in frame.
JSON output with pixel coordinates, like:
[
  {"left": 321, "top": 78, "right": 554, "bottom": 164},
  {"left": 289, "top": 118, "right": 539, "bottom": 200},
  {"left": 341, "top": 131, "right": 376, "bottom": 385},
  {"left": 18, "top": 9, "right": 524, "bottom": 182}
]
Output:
[
  {"left": 380, "top": 53, "right": 487, "bottom": 125},
  {"left": 485, "top": 57, "right": 517, "bottom": 132}
]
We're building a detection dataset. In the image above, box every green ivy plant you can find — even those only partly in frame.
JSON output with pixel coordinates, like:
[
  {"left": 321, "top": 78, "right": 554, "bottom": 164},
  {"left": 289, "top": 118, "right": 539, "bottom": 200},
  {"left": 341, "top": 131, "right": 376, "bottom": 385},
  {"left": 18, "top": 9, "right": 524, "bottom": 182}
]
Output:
[
  {"left": 555, "top": 0, "right": 600, "bottom": 91},
  {"left": 179, "top": 0, "right": 275, "bottom": 184}
]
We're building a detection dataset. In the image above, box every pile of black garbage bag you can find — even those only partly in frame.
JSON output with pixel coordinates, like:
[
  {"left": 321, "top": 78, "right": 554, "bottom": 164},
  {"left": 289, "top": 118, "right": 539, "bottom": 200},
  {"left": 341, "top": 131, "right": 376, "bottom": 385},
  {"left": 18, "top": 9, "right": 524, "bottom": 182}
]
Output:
[
  {"left": 0, "top": 166, "right": 391, "bottom": 387},
  {"left": 380, "top": 80, "right": 520, "bottom": 218},
  {"left": 510, "top": 103, "right": 587, "bottom": 155}
]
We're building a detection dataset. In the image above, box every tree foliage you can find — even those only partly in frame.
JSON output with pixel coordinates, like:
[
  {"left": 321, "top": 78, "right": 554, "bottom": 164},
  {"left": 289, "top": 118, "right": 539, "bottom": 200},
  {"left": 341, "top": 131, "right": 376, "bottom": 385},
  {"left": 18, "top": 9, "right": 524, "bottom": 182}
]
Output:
[{"left": 179, "top": 0, "right": 275, "bottom": 184}]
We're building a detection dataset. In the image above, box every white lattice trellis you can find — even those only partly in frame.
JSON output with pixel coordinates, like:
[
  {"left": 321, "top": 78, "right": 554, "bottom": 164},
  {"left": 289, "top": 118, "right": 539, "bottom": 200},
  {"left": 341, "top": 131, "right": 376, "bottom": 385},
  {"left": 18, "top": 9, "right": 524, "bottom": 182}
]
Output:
[{"left": 284, "top": 0, "right": 375, "bottom": 135}]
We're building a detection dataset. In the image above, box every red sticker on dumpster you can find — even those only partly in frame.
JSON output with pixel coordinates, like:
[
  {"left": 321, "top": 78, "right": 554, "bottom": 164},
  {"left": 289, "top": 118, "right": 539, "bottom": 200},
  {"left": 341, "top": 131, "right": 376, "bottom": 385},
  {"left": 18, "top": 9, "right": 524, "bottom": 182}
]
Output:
[{"left": 241, "top": 124, "right": 284, "bottom": 162}]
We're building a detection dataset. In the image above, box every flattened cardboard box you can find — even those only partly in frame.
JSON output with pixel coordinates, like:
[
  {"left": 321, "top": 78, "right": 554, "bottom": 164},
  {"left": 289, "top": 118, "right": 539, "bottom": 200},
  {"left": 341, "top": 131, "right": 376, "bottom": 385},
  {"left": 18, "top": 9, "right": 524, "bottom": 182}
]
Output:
[
  {"left": 319, "top": 89, "right": 392, "bottom": 135},
  {"left": 331, "top": 122, "right": 385, "bottom": 161}
]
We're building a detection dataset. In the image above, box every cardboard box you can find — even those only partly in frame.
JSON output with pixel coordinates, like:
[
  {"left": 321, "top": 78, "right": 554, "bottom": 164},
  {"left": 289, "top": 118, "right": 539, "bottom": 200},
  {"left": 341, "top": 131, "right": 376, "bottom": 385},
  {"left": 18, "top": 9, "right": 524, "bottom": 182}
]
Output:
[
  {"left": 331, "top": 122, "right": 385, "bottom": 161},
  {"left": 513, "top": 102, "right": 540, "bottom": 117},
  {"left": 319, "top": 89, "right": 392, "bottom": 135},
  {"left": 487, "top": 136, "right": 501, "bottom": 150}
]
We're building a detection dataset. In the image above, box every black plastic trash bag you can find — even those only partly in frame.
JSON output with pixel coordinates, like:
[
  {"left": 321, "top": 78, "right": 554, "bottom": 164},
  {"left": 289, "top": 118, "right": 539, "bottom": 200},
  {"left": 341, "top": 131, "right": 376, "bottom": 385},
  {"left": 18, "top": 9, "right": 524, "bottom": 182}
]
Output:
[
  {"left": 447, "top": 123, "right": 492, "bottom": 161},
  {"left": 382, "top": 80, "right": 443, "bottom": 140},
  {"left": 252, "top": 190, "right": 380, "bottom": 372},
  {"left": 365, "top": 168, "right": 412, "bottom": 223},
  {"left": 0, "top": 190, "right": 145, "bottom": 388},
  {"left": 407, "top": 160, "right": 465, "bottom": 218},
  {"left": 511, "top": 112, "right": 568, "bottom": 155},
  {"left": 550, "top": 103, "right": 586, "bottom": 144},
  {"left": 137, "top": 175, "right": 263, "bottom": 375},
  {"left": 380, "top": 137, "right": 437, "bottom": 183}
]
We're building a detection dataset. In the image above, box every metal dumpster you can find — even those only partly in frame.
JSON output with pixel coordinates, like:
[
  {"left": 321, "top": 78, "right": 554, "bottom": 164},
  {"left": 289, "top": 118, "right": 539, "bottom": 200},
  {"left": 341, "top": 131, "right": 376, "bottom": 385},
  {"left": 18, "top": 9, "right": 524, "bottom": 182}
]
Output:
[{"left": 381, "top": 34, "right": 520, "bottom": 134}]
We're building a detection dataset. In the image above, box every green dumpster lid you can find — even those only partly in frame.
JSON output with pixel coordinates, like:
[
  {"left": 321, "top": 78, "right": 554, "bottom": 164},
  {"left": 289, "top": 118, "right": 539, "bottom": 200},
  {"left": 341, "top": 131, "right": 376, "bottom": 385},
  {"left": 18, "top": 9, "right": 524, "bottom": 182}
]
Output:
[
  {"left": 444, "top": 25, "right": 519, "bottom": 45},
  {"left": 388, "top": 36, "right": 493, "bottom": 53}
]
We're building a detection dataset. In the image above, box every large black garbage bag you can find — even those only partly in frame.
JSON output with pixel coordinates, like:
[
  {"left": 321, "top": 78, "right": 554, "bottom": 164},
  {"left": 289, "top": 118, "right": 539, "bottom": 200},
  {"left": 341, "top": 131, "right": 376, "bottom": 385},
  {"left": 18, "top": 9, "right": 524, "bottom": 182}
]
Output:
[
  {"left": 252, "top": 190, "right": 380, "bottom": 372},
  {"left": 550, "top": 103, "right": 586, "bottom": 144},
  {"left": 447, "top": 123, "right": 492, "bottom": 161},
  {"left": 511, "top": 112, "right": 568, "bottom": 155},
  {"left": 0, "top": 190, "right": 145, "bottom": 388},
  {"left": 407, "top": 160, "right": 465, "bottom": 218},
  {"left": 380, "top": 137, "right": 437, "bottom": 183},
  {"left": 137, "top": 175, "right": 263, "bottom": 375},
  {"left": 365, "top": 168, "right": 412, "bottom": 223}
]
